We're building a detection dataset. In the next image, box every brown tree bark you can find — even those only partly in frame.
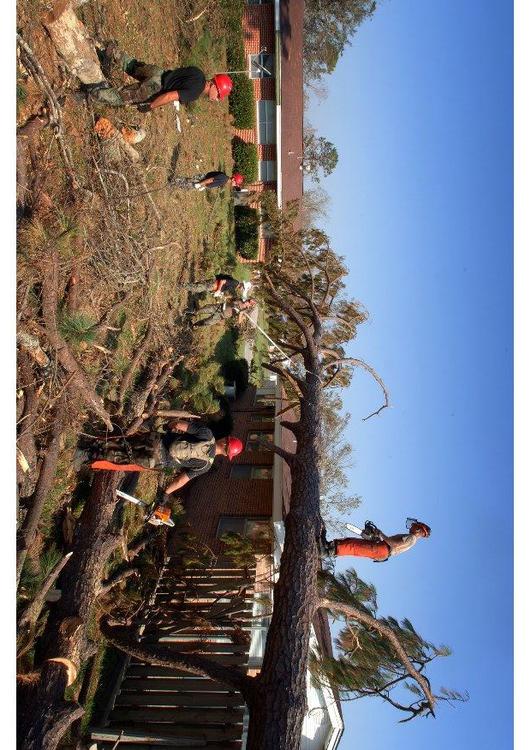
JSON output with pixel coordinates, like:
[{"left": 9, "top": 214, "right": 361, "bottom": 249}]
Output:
[
  {"left": 16, "top": 398, "right": 67, "bottom": 586},
  {"left": 19, "top": 472, "right": 122, "bottom": 750},
  {"left": 246, "top": 378, "right": 323, "bottom": 750}
]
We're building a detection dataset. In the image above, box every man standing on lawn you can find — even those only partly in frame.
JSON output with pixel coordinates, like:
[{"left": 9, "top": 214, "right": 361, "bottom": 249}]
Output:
[
  {"left": 91, "top": 40, "right": 232, "bottom": 110},
  {"left": 89, "top": 419, "right": 243, "bottom": 495}
]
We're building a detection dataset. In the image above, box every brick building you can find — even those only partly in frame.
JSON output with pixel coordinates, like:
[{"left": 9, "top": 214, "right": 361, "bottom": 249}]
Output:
[{"left": 234, "top": 0, "right": 304, "bottom": 261}]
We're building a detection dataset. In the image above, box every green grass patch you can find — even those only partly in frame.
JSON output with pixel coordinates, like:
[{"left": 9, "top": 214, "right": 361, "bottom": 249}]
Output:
[{"left": 17, "top": 81, "right": 27, "bottom": 105}]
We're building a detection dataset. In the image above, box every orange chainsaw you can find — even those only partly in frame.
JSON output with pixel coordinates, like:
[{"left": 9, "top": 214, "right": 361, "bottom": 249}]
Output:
[{"left": 116, "top": 489, "right": 175, "bottom": 527}]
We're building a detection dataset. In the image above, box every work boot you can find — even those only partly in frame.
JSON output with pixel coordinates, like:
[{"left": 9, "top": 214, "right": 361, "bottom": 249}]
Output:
[
  {"left": 82, "top": 81, "right": 124, "bottom": 107},
  {"left": 319, "top": 528, "right": 336, "bottom": 557}
]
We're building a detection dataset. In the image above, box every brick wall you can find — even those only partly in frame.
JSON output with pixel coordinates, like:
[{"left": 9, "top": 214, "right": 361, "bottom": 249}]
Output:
[
  {"left": 181, "top": 386, "right": 275, "bottom": 553},
  {"left": 242, "top": 4, "right": 276, "bottom": 101}
]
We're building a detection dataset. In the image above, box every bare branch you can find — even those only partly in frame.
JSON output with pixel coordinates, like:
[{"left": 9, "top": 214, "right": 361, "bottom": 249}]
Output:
[
  {"left": 116, "top": 323, "right": 153, "bottom": 413},
  {"left": 16, "top": 398, "right": 67, "bottom": 586},
  {"left": 99, "top": 617, "right": 254, "bottom": 699},
  {"left": 321, "top": 357, "right": 390, "bottom": 420},
  {"left": 98, "top": 567, "right": 139, "bottom": 597},
  {"left": 19, "top": 552, "right": 74, "bottom": 632},
  {"left": 257, "top": 438, "right": 297, "bottom": 466}
]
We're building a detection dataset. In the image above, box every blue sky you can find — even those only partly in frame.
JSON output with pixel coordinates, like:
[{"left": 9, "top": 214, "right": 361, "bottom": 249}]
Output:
[{"left": 306, "top": 1, "right": 513, "bottom": 747}]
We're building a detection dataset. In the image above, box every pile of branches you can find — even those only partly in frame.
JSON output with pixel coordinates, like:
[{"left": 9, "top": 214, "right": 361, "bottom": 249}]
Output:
[{"left": 87, "top": 134, "right": 164, "bottom": 288}]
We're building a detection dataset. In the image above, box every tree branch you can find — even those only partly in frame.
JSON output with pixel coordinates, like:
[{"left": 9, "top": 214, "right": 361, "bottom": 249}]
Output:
[
  {"left": 19, "top": 552, "right": 74, "bottom": 631},
  {"left": 262, "top": 362, "right": 305, "bottom": 397},
  {"left": 262, "top": 272, "right": 315, "bottom": 353},
  {"left": 319, "top": 599, "right": 436, "bottom": 717},
  {"left": 321, "top": 357, "right": 390, "bottom": 420},
  {"left": 98, "top": 567, "right": 139, "bottom": 597},
  {"left": 99, "top": 618, "right": 254, "bottom": 699},
  {"left": 16, "top": 398, "right": 67, "bottom": 587},
  {"left": 116, "top": 323, "right": 153, "bottom": 413},
  {"left": 257, "top": 438, "right": 297, "bottom": 466},
  {"left": 41, "top": 252, "right": 114, "bottom": 431}
]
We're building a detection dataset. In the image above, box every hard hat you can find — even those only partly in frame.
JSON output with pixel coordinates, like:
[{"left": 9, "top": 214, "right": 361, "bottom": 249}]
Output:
[
  {"left": 213, "top": 73, "right": 233, "bottom": 100},
  {"left": 232, "top": 172, "right": 244, "bottom": 186},
  {"left": 409, "top": 520, "right": 431, "bottom": 537},
  {"left": 226, "top": 436, "right": 243, "bottom": 460}
]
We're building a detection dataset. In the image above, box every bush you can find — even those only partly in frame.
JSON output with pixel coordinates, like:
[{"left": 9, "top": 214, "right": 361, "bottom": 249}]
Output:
[
  {"left": 221, "top": 358, "right": 249, "bottom": 395},
  {"left": 232, "top": 137, "right": 258, "bottom": 182},
  {"left": 229, "top": 76, "right": 256, "bottom": 129},
  {"left": 234, "top": 206, "right": 259, "bottom": 260}
]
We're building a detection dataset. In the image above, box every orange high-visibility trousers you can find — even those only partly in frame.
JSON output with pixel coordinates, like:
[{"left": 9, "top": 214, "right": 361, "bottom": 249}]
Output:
[{"left": 334, "top": 538, "right": 390, "bottom": 560}]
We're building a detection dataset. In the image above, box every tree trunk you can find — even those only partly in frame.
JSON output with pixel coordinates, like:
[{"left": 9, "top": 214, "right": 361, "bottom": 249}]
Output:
[
  {"left": 43, "top": 1, "right": 106, "bottom": 85},
  {"left": 19, "top": 472, "right": 122, "bottom": 750},
  {"left": 246, "top": 379, "right": 323, "bottom": 750},
  {"left": 16, "top": 398, "right": 67, "bottom": 586},
  {"left": 17, "top": 661, "right": 84, "bottom": 750}
]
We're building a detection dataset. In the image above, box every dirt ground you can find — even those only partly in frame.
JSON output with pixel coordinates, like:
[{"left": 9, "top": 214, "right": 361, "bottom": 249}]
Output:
[{"left": 16, "top": 0, "right": 240, "bottom": 433}]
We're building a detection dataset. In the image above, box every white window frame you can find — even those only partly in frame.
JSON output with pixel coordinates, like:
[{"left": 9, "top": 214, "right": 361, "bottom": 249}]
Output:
[
  {"left": 249, "top": 52, "right": 275, "bottom": 79},
  {"left": 257, "top": 100, "right": 276, "bottom": 144}
]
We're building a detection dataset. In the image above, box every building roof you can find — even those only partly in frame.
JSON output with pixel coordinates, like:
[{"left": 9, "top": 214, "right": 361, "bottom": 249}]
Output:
[{"left": 277, "top": 0, "right": 304, "bottom": 209}]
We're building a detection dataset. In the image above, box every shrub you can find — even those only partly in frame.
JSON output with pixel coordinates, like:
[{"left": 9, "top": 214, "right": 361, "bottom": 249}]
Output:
[
  {"left": 234, "top": 206, "right": 259, "bottom": 260},
  {"left": 229, "top": 76, "right": 256, "bottom": 129},
  {"left": 232, "top": 137, "right": 258, "bottom": 182}
]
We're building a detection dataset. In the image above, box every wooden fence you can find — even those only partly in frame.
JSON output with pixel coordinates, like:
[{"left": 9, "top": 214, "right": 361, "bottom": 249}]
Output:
[{"left": 90, "top": 557, "right": 258, "bottom": 750}]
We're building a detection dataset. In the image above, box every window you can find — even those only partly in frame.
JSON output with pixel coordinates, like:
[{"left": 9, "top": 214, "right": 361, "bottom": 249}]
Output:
[
  {"left": 250, "top": 53, "right": 274, "bottom": 79},
  {"left": 257, "top": 100, "right": 276, "bottom": 144},
  {"left": 231, "top": 465, "right": 273, "bottom": 479},
  {"left": 217, "top": 516, "right": 270, "bottom": 540},
  {"left": 258, "top": 160, "right": 276, "bottom": 182},
  {"left": 246, "top": 431, "right": 274, "bottom": 451}
]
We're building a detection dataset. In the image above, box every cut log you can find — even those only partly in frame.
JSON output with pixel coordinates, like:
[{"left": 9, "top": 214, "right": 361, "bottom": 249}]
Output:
[{"left": 43, "top": 1, "right": 106, "bottom": 85}]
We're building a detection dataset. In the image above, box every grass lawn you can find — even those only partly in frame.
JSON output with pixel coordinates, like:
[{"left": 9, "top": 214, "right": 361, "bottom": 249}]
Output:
[{"left": 16, "top": 0, "right": 257, "bottom": 733}]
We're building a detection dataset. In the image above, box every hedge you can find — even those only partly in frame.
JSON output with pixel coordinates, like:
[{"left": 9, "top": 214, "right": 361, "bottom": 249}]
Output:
[
  {"left": 229, "top": 76, "right": 256, "bottom": 129},
  {"left": 231, "top": 137, "right": 258, "bottom": 183},
  {"left": 235, "top": 206, "right": 259, "bottom": 260}
]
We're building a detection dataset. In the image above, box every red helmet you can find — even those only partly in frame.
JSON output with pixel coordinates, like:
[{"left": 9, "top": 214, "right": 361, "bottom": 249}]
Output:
[
  {"left": 226, "top": 436, "right": 243, "bottom": 460},
  {"left": 213, "top": 74, "right": 233, "bottom": 100},
  {"left": 232, "top": 172, "right": 244, "bottom": 186},
  {"left": 409, "top": 521, "right": 431, "bottom": 537}
]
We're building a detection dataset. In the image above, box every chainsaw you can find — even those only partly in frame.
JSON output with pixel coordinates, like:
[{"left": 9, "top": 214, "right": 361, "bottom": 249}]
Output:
[
  {"left": 345, "top": 520, "right": 383, "bottom": 541},
  {"left": 116, "top": 489, "right": 175, "bottom": 527}
]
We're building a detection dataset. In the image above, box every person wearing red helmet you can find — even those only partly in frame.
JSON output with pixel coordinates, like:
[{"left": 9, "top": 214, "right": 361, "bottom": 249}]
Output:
[
  {"left": 86, "top": 419, "right": 243, "bottom": 494},
  {"left": 94, "top": 41, "right": 232, "bottom": 110},
  {"left": 170, "top": 171, "right": 244, "bottom": 191},
  {"left": 189, "top": 298, "right": 257, "bottom": 328},
  {"left": 321, "top": 518, "right": 431, "bottom": 562}
]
